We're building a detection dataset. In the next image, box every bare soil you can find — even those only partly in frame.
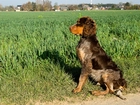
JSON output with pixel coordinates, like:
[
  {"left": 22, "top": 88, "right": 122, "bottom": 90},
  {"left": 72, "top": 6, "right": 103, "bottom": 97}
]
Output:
[{"left": 29, "top": 93, "right": 140, "bottom": 105}]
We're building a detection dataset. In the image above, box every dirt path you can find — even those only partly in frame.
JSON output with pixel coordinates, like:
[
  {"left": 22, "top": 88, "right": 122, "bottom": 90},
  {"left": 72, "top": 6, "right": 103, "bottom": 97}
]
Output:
[{"left": 40, "top": 93, "right": 140, "bottom": 105}]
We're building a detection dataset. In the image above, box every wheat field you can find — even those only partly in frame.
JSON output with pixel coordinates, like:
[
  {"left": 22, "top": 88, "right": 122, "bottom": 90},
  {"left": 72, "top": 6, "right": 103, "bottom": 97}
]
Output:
[{"left": 0, "top": 10, "right": 140, "bottom": 104}]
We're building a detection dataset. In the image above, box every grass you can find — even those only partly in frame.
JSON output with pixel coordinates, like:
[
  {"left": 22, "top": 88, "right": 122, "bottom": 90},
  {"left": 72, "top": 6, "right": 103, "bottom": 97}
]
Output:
[{"left": 0, "top": 10, "right": 140, "bottom": 104}]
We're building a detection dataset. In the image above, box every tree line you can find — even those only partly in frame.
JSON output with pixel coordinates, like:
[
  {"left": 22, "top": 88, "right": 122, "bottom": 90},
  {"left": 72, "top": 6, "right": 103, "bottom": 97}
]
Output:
[
  {"left": 0, "top": 0, "right": 53, "bottom": 11},
  {"left": 21, "top": 0, "right": 52, "bottom": 11},
  {"left": 0, "top": 1, "right": 140, "bottom": 11}
]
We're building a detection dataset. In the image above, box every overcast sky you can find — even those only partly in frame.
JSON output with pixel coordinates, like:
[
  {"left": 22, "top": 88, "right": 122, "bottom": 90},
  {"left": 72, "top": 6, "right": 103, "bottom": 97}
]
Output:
[{"left": 0, "top": 0, "right": 140, "bottom": 6}]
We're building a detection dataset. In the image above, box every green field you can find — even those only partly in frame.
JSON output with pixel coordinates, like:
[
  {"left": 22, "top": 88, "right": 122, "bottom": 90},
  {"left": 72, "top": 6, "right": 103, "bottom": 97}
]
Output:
[{"left": 0, "top": 10, "right": 140, "bottom": 104}]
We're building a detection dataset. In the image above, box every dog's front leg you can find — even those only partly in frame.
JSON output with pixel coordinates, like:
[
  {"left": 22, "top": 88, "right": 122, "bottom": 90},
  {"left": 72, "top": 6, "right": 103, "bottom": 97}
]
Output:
[
  {"left": 73, "top": 59, "right": 92, "bottom": 93},
  {"left": 73, "top": 61, "right": 91, "bottom": 93},
  {"left": 73, "top": 72, "right": 88, "bottom": 93}
]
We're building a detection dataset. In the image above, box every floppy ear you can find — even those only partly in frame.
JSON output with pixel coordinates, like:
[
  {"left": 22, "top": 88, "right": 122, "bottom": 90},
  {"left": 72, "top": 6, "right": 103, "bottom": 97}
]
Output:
[{"left": 83, "top": 18, "right": 96, "bottom": 37}]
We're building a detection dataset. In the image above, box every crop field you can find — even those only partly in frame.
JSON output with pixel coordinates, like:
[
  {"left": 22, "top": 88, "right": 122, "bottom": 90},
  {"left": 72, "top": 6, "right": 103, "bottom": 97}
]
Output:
[{"left": 0, "top": 10, "right": 140, "bottom": 104}]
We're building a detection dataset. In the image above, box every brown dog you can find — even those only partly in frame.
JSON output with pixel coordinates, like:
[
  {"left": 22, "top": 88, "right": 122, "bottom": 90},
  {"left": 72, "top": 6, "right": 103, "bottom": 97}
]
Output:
[{"left": 69, "top": 16, "right": 127, "bottom": 100}]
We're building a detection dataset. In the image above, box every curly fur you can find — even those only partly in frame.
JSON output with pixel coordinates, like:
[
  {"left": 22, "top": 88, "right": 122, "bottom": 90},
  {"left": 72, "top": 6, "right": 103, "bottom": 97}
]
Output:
[{"left": 69, "top": 16, "right": 127, "bottom": 99}]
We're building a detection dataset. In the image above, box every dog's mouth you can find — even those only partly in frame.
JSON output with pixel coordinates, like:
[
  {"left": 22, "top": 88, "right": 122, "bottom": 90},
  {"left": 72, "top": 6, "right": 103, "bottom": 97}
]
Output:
[
  {"left": 69, "top": 25, "right": 84, "bottom": 35},
  {"left": 74, "top": 34, "right": 81, "bottom": 36}
]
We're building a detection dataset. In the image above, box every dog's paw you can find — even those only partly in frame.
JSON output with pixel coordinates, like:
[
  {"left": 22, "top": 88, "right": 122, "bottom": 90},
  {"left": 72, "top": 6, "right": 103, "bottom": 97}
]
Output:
[
  {"left": 72, "top": 88, "right": 81, "bottom": 93},
  {"left": 115, "top": 90, "right": 126, "bottom": 100},
  {"left": 91, "top": 91, "right": 101, "bottom": 96}
]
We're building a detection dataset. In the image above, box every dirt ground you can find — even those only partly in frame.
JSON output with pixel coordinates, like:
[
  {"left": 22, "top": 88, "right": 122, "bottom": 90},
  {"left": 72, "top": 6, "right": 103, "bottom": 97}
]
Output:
[{"left": 32, "top": 93, "right": 140, "bottom": 105}]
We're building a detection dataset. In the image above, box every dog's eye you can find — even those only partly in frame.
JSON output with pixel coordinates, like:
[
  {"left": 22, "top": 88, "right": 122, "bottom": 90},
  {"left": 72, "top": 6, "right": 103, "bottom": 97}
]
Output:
[
  {"left": 77, "top": 23, "right": 82, "bottom": 26},
  {"left": 77, "top": 21, "right": 80, "bottom": 23},
  {"left": 77, "top": 22, "right": 80, "bottom": 24}
]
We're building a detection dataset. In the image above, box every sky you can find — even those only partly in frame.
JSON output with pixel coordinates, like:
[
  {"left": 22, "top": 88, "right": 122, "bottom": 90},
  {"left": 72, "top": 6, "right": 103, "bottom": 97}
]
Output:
[{"left": 0, "top": 0, "right": 140, "bottom": 6}]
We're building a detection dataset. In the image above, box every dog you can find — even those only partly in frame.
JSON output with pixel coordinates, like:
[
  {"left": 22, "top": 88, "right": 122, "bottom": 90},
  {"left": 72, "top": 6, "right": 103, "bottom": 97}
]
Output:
[{"left": 69, "top": 16, "right": 127, "bottom": 100}]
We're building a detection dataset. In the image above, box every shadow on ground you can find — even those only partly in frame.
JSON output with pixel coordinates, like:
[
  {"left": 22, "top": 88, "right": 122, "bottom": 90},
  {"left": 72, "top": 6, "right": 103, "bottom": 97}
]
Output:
[{"left": 38, "top": 49, "right": 81, "bottom": 83}]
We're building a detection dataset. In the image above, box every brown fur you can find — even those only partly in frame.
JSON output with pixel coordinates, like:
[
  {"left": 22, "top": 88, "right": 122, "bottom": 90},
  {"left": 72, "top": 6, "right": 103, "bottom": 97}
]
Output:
[{"left": 69, "top": 16, "right": 127, "bottom": 99}]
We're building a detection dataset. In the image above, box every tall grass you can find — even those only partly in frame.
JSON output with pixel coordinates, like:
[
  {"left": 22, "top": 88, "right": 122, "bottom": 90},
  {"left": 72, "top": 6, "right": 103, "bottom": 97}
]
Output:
[{"left": 0, "top": 11, "right": 140, "bottom": 104}]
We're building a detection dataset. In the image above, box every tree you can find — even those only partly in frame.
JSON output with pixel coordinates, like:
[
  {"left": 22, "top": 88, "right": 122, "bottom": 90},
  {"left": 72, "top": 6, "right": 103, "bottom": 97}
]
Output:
[
  {"left": 8, "top": 6, "right": 15, "bottom": 11},
  {"left": 43, "top": 0, "right": 52, "bottom": 11},
  {"left": 0, "top": 4, "right": 3, "bottom": 11},
  {"left": 21, "top": 2, "right": 33, "bottom": 11},
  {"left": 125, "top": 2, "right": 131, "bottom": 6},
  {"left": 68, "top": 5, "right": 78, "bottom": 10},
  {"left": 124, "top": 2, "right": 131, "bottom": 10},
  {"left": 36, "top": 4, "right": 43, "bottom": 11},
  {"left": 4, "top": 5, "right": 15, "bottom": 11},
  {"left": 131, "top": 5, "right": 140, "bottom": 10},
  {"left": 27, "top": 2, "right": 33, "bottom": 10},
  {"left": 32, "top": 2, "right": 37, "bottom": 11},
  {"left": 78, "top": 4, "right": 83, "bottom": 10},
  {"left": 54, "top": 2, "right": 59, "bottom": 10}
]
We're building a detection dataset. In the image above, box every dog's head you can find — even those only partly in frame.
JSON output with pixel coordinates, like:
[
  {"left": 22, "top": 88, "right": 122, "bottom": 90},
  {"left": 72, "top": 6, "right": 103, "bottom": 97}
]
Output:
[{"left": 69, "top": 16, "right": 96, "bottom": 37}]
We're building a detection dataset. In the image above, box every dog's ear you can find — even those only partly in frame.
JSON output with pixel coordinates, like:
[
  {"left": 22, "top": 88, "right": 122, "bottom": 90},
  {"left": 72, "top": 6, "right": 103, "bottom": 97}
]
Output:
[{"left": 83, "top": 18, "right": 96, "bottom": 37}]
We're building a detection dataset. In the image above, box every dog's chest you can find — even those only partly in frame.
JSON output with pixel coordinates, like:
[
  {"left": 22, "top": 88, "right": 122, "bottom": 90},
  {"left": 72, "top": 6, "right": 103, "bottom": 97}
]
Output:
[{"left": 76, "top": 39, "right": 92, "bottom": 63}]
